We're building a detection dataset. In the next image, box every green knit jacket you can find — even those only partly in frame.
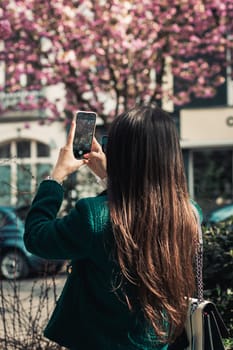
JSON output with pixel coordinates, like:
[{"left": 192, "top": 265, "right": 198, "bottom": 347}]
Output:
[{"left": 24, "top": 180, "right": 170, "bottom": 350}]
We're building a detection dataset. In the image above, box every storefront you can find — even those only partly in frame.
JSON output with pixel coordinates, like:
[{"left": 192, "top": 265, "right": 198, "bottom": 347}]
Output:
[{"left": 180, "top": 107, "right": 233, "bottom": 212}]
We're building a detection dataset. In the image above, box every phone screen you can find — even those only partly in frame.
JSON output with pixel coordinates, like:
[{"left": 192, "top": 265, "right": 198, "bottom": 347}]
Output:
[{"left": 73, "top": 111, "right": 96, "bottom": 158}]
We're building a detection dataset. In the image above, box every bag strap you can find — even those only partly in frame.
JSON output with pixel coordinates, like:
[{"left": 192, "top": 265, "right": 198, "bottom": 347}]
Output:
[{"left": 192, "top": 205, "right": 204, "bottom": 303}]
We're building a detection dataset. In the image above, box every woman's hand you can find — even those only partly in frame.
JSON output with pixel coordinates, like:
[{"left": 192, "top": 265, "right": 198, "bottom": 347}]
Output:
[
  {"left": 84, "top": 137, "right": 107, "bottom": 179},
  {"left": 51, "top": 119, "right": 85, "bottom": 183}
]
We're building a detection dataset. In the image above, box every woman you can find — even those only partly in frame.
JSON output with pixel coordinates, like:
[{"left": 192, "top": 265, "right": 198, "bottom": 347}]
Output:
[{"left": 24, "top": 104, "right": 200, "bottom": 350}]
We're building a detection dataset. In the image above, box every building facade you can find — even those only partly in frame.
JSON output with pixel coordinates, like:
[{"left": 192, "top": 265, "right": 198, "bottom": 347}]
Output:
[
  {"left": 180, "top": 106, "right": 233, "bottom": 212},
  {"left": 179, "top": 70, "right": 233, "bottom": 212}
]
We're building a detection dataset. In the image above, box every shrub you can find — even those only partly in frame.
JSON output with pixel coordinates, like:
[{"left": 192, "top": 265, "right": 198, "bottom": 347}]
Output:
[
  {"left": 202, "top": 218, "right": 233, "bottom": 343},
  {"left": 0, "top": 275, "right": 66, "bottom": 349}
]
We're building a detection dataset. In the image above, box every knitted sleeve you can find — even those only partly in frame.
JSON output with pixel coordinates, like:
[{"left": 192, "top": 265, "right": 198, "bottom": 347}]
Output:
[{"left": 24, "top": 180, "right": 94, "bottom": 260}]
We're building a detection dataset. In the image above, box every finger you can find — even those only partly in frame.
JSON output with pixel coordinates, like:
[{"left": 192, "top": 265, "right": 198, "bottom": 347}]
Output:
[
  {"left": 72, "top": 158, "right": 86, "bottom": 168},
  {"left": 76, "top": 159, "right": 86, "bottom": 167},
  {"left": 67, "top": 119, "right": 76, "bottom": 147},
  {"left": 91, "top": 137, "right": 102, "bottom": 152}
]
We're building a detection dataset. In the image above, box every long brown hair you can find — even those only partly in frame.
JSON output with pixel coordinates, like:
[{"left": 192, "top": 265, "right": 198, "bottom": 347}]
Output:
[{"left": 107, "top": 104, "right": 198, "bottom": 343}]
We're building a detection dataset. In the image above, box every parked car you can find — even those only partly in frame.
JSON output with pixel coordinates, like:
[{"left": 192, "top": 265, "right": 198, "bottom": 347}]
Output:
[
  {"left": 0, "top": 206, "right": 64, "bottom": 280},
  {"left": 203, "top": 203, "right": 233, "bottom": 225}
]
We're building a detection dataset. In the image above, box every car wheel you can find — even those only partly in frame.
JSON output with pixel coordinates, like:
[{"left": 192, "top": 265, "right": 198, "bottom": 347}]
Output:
[{"left": 0, "top": 250, "right": 29, "bottom": 280}]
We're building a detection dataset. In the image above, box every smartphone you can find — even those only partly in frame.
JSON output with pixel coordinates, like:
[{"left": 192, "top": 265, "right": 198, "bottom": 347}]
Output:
[{"left": 73, "top": 111, "right": 97, "bottom": 159}]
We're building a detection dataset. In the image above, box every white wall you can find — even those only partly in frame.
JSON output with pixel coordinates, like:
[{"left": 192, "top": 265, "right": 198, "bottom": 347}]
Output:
[
  {"left": 180, "top": 107, "right": 233, "bottom": 148},
  {"left": 0, "top": 119, "right": 66, "bottom": 163}
]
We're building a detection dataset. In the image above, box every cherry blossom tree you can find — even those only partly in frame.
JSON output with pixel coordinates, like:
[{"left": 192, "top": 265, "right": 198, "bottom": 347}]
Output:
[{"left": 0, "top": 0, "right": 233, "bottom": 123}]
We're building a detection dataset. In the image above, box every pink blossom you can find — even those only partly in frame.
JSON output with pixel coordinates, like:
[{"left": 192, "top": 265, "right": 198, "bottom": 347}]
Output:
[
  {"left": 190, "top": 35, "right": 200, "bottom": 43},
  {"left": 0, "top": 19, "right": 12, "bottom": 39},
  {"left": 24, "top": 122, "right": 30, "bottom": 129},
  {"left": 0, "top": 0, "right": 231, "bottom": 123}
]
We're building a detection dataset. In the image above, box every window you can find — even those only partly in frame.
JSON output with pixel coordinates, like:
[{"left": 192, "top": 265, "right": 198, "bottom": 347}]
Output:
[
  {"left": 37, "top": 142, "right": 50, "bottom": 157},
  {"left": 0, "top": 144, "right": 10, "bottom": 158},
  {"left": 17, "top": 141, "right": 31, "bottom": 158},
  {"left": 17, "top": 164, "right": 32, "bottom": 206},
  {"left": 193, "top": 149, "right": 233, "bottom": 211},
  {"left": 0, "top": 140, "right": 52, "bottom": 206},
  {"left": 36, "top": 164, "right": 51, "bottom": 182},
  {"left": 0, "top": 165, "right": 11, "bottom": 206}
]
